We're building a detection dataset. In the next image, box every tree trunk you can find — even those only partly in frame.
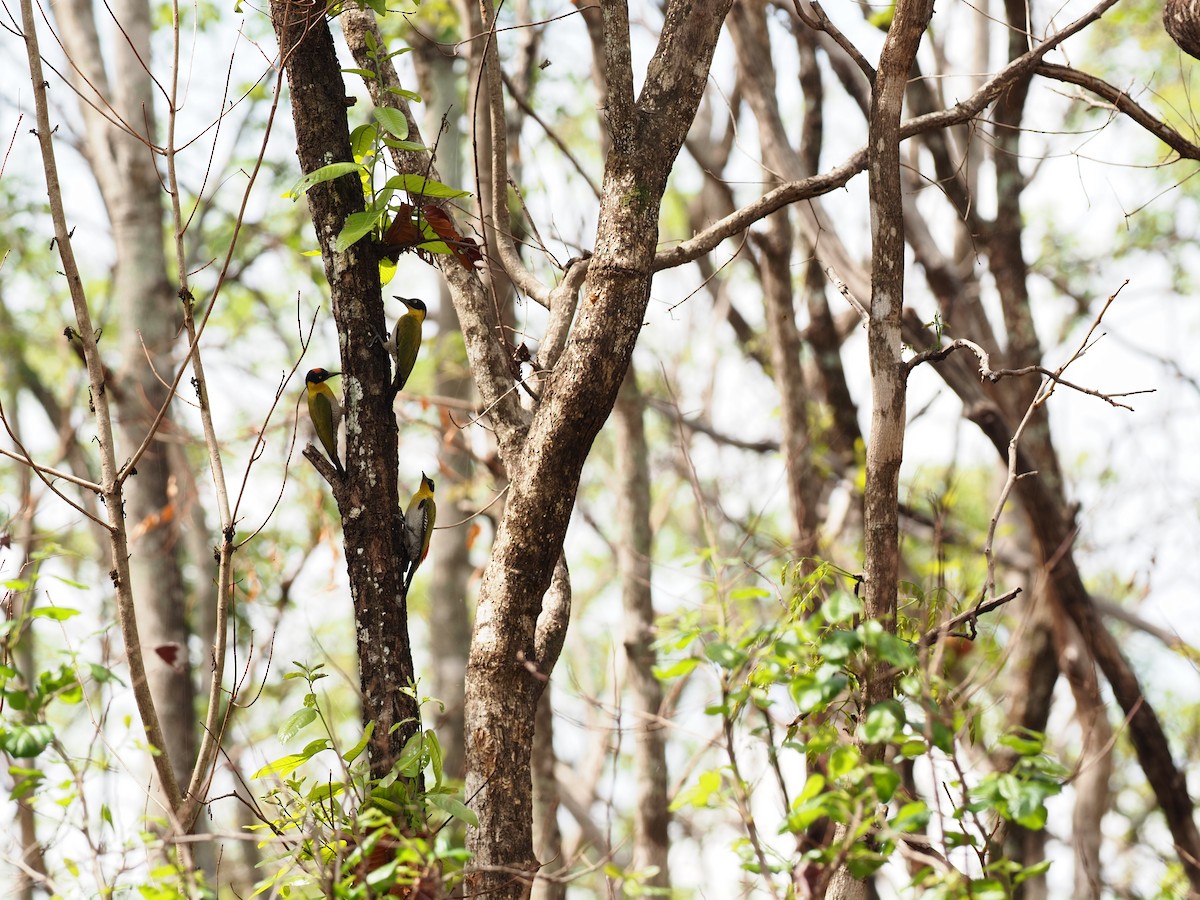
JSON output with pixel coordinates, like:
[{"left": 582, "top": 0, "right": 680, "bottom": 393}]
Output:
[
  {"left": 269, "top": 0, "right": 420, "bottom": 775},
  {"left": 531, "top": 689, "right": 566, "bottom": 900},
  {"left": 613, "top": 367, "right": 672, "bottom": 890},
  {"left": 462, "top": 4, "right": 733, "bottom": 896}
]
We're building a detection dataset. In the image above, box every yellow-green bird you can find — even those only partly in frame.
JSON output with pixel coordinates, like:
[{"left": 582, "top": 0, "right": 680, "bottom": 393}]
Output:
[
  {"left": 305, "top": 368, "right": 344, "bottom": 478},
  {"left": 403, "top": 472, "right": 436, "bottom": 593},
  {"left": 387, "top": 296, "right": 427, "bottom": 394}
]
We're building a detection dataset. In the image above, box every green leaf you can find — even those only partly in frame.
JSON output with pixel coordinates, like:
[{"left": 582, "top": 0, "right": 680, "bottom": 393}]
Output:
[
  {"left": 964, "top": 878, "right": 1008, "bottom": 900},
  {"left": 30, "top": 606, "right": 80, "bottom": 621},
  {"left": 847, "top": 853, "right": 887, "bottom": 879},
  {"left": 374, "top": 107, "right": 409, "bottom": 140},
  {"left": 251, "top": 754, "right": 305, "bottom": 780},
  {"left": 425, "top": 729, "right": 444, "bottom": 786},
  {"left": 397, "top": 731, "right": 427, "bottom": 777},
  {"left": 350, "top": 123, "right": 379, "bottom": 160},
  {"left": 427, "top": 792, "right": 478, "bottom": 827},
  {"left": 1005, "top": 778, "right": 1058, "bottom": 830},
  {"left": 251, "top": 739, "right": 330, "bottom": 779},
  {"left": 818, "top": 629, "right": 861, "bottom": 662},
  {"left": 3, "top": 723, "right": 54, "bottom": 758},
  {"left": 9, "top": 766, "right": 43, "bottom": 800},
  {"left": 382, "top": 138, "right": 428, "bottom": 152},
  {"left": 380, "top": 256, "right": 397, "bottom": 286},
  {"left": 822, "top": 591, "right": 864, "bottom": 625},
  {"left": 89, "top": 663, "right": 122, "bottom": 685},
  {"left": 366, "top": 858, "right": 399, "bottom": 888},
  {"left": 386, "top": 87, "right": 422, "bottom": 102},
  {"left": 704, "top": 641, "right": 746, "bottom": 670},
  {"left": 862, "top": 700, "right": 906, "bottom": 744},
  {"left": 789, "top": 666, "right": 848, "bottom": 714},
  {"left": 285, "top": 162, "right": 365, "bottom": 200},
  {"left": 730, "top": 586, "right": 771, "bottom": 602},
  {"left": 653, "top": 657, "right": 699, "bottom": 680},
  {"left": 945, "top": 830, "right": 977, "bottom": 849},
  {"left": 860, "top": 622, "right": 917, "bottom": 669},
  {"left": 670, "top": 769, "right": 722, "bottom": 811},
  {"left": 999, "top": 729, "right": 1044, "bottom": 757},
  {"left": 306, "top": 781, "right": 345, "bottom": 803},
  {"left": 796, "top": 772, "right": 826, "bottom": 803},
  {"left": 890, "top": 800, "right": 930, "bottom": 833},
  {"left": 871, "top": 766, "right": 900, "bottom": 802},
  {"left": 343, "top": 720, "right": 375, "bottom": 763},
  {"left": 335, "top": 209, "right": 382, "bottom": 252},
  {"left": 828, "top": 744, "right": 859, "bottom": 780},
  {"left": 1014, "top": 859, "right": 1053, "bottom": 885},
  {"left": 277, "top": 708, "right": 317, "bottom": 744},
  {"left": 381, "top": 174, "right": 470, "bottom": 200},
  {"left": 931, "top": 719, "right": 954, "bottom": 753}
]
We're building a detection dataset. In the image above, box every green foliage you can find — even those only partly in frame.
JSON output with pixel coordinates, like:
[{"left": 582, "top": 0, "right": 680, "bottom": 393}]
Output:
[
  {"left": 658, "top": 559, "right": 1068, "bottom": 895},
  {"left": 282, "top": 29, "right": 470, "bottom": 280},
  {"left": 0, "top": 546, "right": 111, "bottom": 762},
  {"left": 248, "top": 663, "right": 472, "bottom": 897}
]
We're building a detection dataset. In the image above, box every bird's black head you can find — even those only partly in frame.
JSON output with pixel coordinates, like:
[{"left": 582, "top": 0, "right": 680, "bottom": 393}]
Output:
[
  {"left": 395, "top": 296, "right": 427, "bottom": 314},
  {"left": 421, "top": 472, "right": 435, "bottom": 493},
  {"left": 306, "top": 367, "right": 340, "bottom": 385}
]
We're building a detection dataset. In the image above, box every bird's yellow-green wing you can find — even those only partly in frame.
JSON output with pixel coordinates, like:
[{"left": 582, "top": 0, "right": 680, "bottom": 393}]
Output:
[
  {"left": 308, "top": 387, "right": 341, "bottom": 472},
  {"left": 392, "top": 314, "right": 423, "bottom": 390}
]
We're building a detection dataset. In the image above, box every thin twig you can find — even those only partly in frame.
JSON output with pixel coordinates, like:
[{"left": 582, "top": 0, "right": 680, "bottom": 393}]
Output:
[
  {"left": 825, "top": 265, "right": 869, "bottom": 325},
  {"left": 917, "top": 588, "right": 1022, "bottom": 647},
  {"left": 18, "top": 0, "right": 184, "bottom": 814},
  {"left": 792, "top": 0, "right": 876, "bottom": 83}
]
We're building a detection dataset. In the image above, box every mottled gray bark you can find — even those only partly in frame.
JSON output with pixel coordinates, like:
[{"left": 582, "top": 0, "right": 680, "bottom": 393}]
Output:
[
  {"left": 859, "top": 0, "right": 935, "bottom": 710},
  {"left": 269, "top": 0, "right": 420, "bottom": 774},
  {"left": 825, "top": 3, "right": 933, "bottom": 898},
  {"left": 1056, "top": 618, "right": 1112, "bottom": 900}
]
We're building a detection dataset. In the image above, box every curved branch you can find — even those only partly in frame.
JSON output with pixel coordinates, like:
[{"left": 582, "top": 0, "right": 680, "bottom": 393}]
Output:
[
  {"left": 479, "top": 0, "right": 551, "bottom": 307},
  {"left": 653, "top": 0, "right": 1121, "bottom": 274},
  {"left": 1036, "top": 63, "right": 1200, "bottom": 160},
  {"left": 19, "top": 0, "right": 184, "bottom": 816}
]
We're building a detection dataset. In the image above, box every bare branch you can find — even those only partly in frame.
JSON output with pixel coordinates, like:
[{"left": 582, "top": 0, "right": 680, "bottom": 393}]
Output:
[
  {"left": 1037, "top": 63, "right": 1200, "bottom": 160},
  {"left": 18, "top": 0, "right": 184, "bottom": 815},
  {"left": 653, "top": 0, "right": 1121, "bottom": 274},
  {"left": 917, "top": 588, "right": 1023, "bottom": 647},
  {"left": 479, "top": 0, "right": 551, "bottom": 307},
  {"left": 791, "top": 0, "right": 875, "bottom": 83}
]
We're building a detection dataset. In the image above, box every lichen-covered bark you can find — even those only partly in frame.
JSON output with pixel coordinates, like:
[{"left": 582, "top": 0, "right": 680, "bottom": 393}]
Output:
[{"left": 269, "top": 0, "right": 419, "bottom": 774}]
